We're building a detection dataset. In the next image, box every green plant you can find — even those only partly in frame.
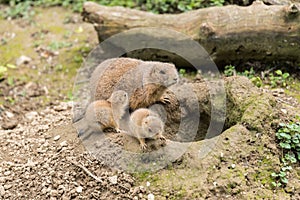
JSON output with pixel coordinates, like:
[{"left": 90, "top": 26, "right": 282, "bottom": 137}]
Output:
[
  {"left": 179, "top": 68, "right": 186, "bottom": 77},
  {"left": 66, "top": 90, "right": 74, "bottom": 101},
  {"left": 268, "top": 70, "right": 290, "bottom": 88},
  {"left": 210, "top": 0, "right": 224, "bottom": 6},
  {"left": 272, "top": 121, "right": 300, "bottom": 187},
  {"left": 7, "top": 76, "right": 14, "bottom": 86},
  {"left": 1, "top": 0, "right": 224, "bottom": 18},
  {"left": 271, "top": 166, "right": 291, "bottom": 187},
  {"left": 224, "top": 65, "right": 236, "bottom": 77},
  {"left": 250, "top": 76, "right": 263, "bottom": 88},
  {"left": 0, "top": 65, "right": 8, "bottom": 79},
  {"left": 48, "top": 41, "right": 72, "bottom": 51},
  {"left": 240, "top": 67, "right": 255, "bottom": 79},
  {"left": 1, "top": 0, "right": 35, "bottom": 19},
  {"left": 0, "top": 63, "right": 17, "bottom": 79}
]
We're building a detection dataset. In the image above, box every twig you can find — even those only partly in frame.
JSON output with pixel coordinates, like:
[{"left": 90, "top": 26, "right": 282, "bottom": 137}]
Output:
[{"left": 70, "top": 160, "right": 103, "bottom": 183}]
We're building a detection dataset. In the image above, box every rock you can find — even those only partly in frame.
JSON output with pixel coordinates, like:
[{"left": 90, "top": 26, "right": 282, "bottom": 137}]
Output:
[
  {"left": 60, "top": 141, "right": 68, "bottom": 147},
  {"left": 50, "top": 190, "right": 58, "bottom": 197},
  {"left": 41, "top": 187, "right": 48, "bottom": 195},
  {"left": 53, "top": 104, "right": 68, "bottom": 112},
  {"left": 2, "top": 119, "right": 18, "bottom": 129},
  {"left": 53, "top": 135, "right": 60, "bottom": 141},
  {"left": 4, "top": 171, "right": 11, "bottom": 176},
  {"left": 76, "top": 186, "right": 83, "bottom": 193},
  {"left": 3, "top": 184, "right": 12, "bottom": 190},
  {"left": 139, "top": 186, "right": 146, "bottom": 193},
  {"left": 148, "top": 193, "right": 155, "bottom": 200},
  {"left": 108, "top": 175, "right": 118, "bottom": 184},
  {"left": 0, "top": 185, "right": 5, "bottom": 196},
  {"left": 16, "top": 55, "right": 32, "bottom": 66},
  {"left": 25, "top": 111, "right": 38, "bottom": 121},
  {"left": 0, "top": 177, "right": 5, "bottom": 183},
  {"left": 146, "top": 181, "right": 150, "bottom": 187},
  {"left": 281, "top": 108, "right": 287, "bottom": 114},
  {"left": 4, "top": 111, "right": 14, "bottom": 118}
]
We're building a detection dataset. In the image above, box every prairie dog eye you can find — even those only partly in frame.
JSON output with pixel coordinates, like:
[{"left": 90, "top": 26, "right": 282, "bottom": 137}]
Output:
[{"left": 159, "top": 70, "right": 166, "bottom": 74}]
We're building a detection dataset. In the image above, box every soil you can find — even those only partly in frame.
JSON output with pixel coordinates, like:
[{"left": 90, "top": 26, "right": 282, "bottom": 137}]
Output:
[{"left": 0, "top": 5, "right": 300, "bottom": 200}]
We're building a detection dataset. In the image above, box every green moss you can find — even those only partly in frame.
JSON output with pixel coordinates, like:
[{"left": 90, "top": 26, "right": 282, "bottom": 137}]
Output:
[
  {"left": 47, "top": 25, "right": 66, "bottom": 35},
  {"left": 285, "top": 79, "right": 300, "bottom": 103},
  {"left": 241, "top": 95, "right": 276, "bottom": 132}
]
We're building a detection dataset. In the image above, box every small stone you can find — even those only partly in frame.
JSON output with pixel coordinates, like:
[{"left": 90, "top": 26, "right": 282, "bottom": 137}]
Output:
[
  {"left": 4, "top": 171, "right": 10, "bottom": 176},
  {"left": 131, "top": 187, "right": 140, "bottom": 195},
  {"left": 53, "top": 105, "right": 67, "bottom": 112},
  {"left": 148, "top": 193, "right": 155, "bottom": 200},
  {"left": 231, "top": 164, "right": 236, "bottom": 169},
  {"left": 50, "top": 189, "right": 58, "bottom": 197},
  {"left": 133, "top": 196, "right": 138, "bottom": 200},
  {"left": 146, "top": 181, "right": 150, "bottom": 187},
  {"left": 53, "top": 135, "right": 60, "bottom": 141},
  {"left": 0, "top": 177, "right": 5, "bottom": 183},
  {"left": 1, "top": 119, "right": 18, "bottom": 130},
  {"left": 3, "top": 184, "right": 12, "bottom": 190},
  {"left": 16, "top": 55, "right": 31, "bottom": 66},
  {"left": 26, "top": 159, "right": 36, "bottom": 167},
  {"left": 213, "top": 181, "right": 217, "bottom": 187},
  {"left": 281, "top": 109, "right": 287, "bottom": 114},
  {"left": 5, "top": 111, "right": 14, "bottom": 118},
  {"left": 108, "top": 175, "right": 118, "bottom": 184},
  {"left": 76, "top": 186, "right": 83, "bottom": 193},
  {"left": 139, "top": 186, "right": 146, "bottom": 193},
  {"left": 60, "top": 141, "right": 68, "bottom": 147},
  {"left": 44, "top": 135, "right": 52, "bottom": 140},
  {"left": 41, "top": 187, "right": 48, "bottom": 195},
  {"left": 285, "top": 185, "right": 294, "bottom": 193},
  {"left": 0, "top": 185, "right": 5, "bottom": 196},
  {"left": 25, "top": 111, "right": 38, "bottom": 121}
]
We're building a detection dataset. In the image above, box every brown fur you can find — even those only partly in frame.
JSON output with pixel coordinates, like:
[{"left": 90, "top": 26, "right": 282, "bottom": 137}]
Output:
[
  {"left": 85, "top": 90, "right": 128, "bottom": 132},
  {"left": 129, "top": 108, "right": 165, "bottom": 149},
  {"left": 90, "top": 58, "right": 179, "bottom": 110}
]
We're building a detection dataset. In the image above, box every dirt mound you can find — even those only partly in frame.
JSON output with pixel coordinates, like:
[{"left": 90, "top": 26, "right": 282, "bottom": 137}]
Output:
[{"left": 0, "top": 103, "right": 154, "bottom": 199}]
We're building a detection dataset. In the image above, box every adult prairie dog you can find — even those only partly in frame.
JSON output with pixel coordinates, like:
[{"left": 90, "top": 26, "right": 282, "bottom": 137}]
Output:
[
  {"left": 90, "top": 57, "right": 179, "bottom": 111},
  {"left": 84, "top": 90, "right": 128, "bottom": 133},
  {"left": 129, "top": 108, "right": 165, "bottom": 149}
]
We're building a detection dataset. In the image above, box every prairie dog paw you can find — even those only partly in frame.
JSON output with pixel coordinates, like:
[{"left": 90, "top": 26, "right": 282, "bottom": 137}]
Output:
[{"left": 160, "top": 96, "right": 171, "bottom": 104}]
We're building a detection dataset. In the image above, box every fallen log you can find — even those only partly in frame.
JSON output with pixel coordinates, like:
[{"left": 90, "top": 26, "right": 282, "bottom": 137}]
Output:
[{"left": 82, "top": 1, "right": 300, "bottom": 67}]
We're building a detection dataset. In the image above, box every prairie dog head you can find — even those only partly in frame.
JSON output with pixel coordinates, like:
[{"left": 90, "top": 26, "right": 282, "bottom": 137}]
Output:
[
  {"left": 141, "top": 116, "right": 164, "bottom": 139},
  {"left": 143, "top": 62, "right": 179, "bottom": 87},
  {"left": 108, "top": 90, "right": 129, "bottom": 107}
]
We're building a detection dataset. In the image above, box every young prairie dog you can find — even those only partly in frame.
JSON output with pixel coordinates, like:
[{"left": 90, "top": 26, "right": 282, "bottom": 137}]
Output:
[
  {"left": 129, "top": 108, "right": 166, "bottom": 150},
  {"left": 90, "top": 58, "right": 179, "bottom": 111},
  {"left": 85, "top": 90, "right": 128, "bottom": 133}
]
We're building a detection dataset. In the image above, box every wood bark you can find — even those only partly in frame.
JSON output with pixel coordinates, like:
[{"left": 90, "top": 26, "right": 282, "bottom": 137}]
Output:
[{"left": 82, "top": 1, "right": 300, "bottom": 67}]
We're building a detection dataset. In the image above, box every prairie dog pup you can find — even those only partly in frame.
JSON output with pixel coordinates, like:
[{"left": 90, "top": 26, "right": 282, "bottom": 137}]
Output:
[
  {"left": 90, "top": 58, "right": 179, "bottom": 110},
  {"left": 85, "top": 90, "right": 128, "bottom": 133},
  {"left": 129, "top": 108, "right": 165, "bottom": 149}
]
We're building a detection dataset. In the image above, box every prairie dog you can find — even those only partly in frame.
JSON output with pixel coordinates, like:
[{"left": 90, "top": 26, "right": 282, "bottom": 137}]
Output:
[
  {"left": 84, "top": 90, "right": 128, "bottom": 133},
  {"left": 129, "top": 108, "right": 165, "bottom": 149},
  {"left": 90, "top": 57, "right": 179, "bottom": 110}
]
